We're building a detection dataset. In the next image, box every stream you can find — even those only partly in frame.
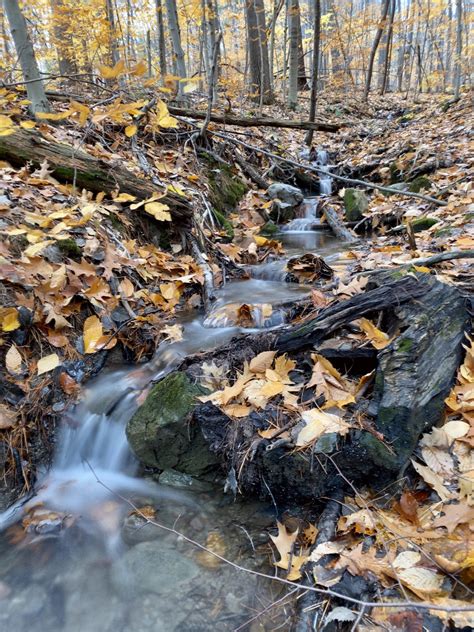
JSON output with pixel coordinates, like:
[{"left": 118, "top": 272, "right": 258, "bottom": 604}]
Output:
[{"left": 0, "top": 154, "right": 342, "bottom": 631}]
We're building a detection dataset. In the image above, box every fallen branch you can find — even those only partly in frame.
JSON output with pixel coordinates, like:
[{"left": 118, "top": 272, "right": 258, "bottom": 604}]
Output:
[
  {"left": 167, "top": 106, "right": 341, "bottom": 133},
  {"left": 322, "top": 206, "right": 358, "bottom": 242},
  {"left": 361, "top": 249, "right": 474, "bottom": 275},
  {"left": 210, "top": 131, "right": 448, "bottom": 206},
  {"left": 0, "top": 129, "right": 192, "bottom": 222}
]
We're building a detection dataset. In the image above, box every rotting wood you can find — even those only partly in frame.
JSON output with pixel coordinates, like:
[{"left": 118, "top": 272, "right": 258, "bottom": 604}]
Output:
[
  {"left": 322, "top": 206, "right": 358, "bottom": 242},
  {"left": 0, "top": 129, "right": 192, "bottom": 222},
  {"left": 167, "top": 106, "right": 341, "bottom": 132},
  {"left": 360, "top": 249, "right": 474, "bottom": 274}
]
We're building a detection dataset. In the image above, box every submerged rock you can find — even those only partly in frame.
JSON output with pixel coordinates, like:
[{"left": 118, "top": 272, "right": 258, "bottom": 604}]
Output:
[
  {"left": 126, "top": 372, "right": 219, "bottom": 476},
  {"left": 343, "top": 188, "right": 368, "bottom": 221}
]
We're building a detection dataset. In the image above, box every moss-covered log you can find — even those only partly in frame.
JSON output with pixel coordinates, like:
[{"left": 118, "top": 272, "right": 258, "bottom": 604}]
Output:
[{"left": 0, "top": 129, "right": 192, "bottom": 223}]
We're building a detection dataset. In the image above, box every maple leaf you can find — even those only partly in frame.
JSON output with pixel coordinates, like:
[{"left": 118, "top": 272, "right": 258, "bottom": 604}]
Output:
[
  {"left": 307, "top": 353, "right": 355, "bottom": 408},
  {"left": 432, "top": 502, "right": 474, "bottom": 533}
]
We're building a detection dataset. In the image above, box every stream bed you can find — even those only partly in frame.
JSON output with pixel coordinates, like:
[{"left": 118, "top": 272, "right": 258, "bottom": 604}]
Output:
[{"left": 0, "top": 176, "right": 345, "bottom": 630}]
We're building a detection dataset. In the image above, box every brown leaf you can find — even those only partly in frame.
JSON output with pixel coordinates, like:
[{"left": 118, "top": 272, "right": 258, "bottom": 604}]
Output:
[
  {"left": 59, "top": 372, "right": 80, "bottom": 395},
  {"left": 396, "top": 490, "right": 420, "bottom": 525}
]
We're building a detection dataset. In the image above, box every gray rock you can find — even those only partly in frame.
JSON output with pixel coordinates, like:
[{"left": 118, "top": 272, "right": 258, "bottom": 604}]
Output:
[
  {"left": 343, "top": 188, "right": 368, "bottom": 221},
  {"left": 158, "top": 469, "right": 215, "bottom": 492},
  {"left": 121, "top": 513, "right": 162, "bottom": 545},
  {"left": 110, "top": 540, "right": 199, "bottom": 599},
  {"left": 266, "top": 183, "right": 303, "bottom": 209}
]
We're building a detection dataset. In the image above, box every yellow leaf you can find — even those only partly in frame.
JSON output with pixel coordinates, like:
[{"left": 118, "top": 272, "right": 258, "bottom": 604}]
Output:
[
  {"left": 0, "top": 114, "right": 15, "bottom": 136},
  {"left": 70, "top": 100, "right": 90, "bottom": 126},
  {"left": 1, "top": 308, "right": 20, "bottom": 332},
  {"left": 114, "top": 193, "right": 136, "bottom": 203},
  {"left": 254, "top": 235, "right": 268, "bottom": 246},
  {"left": 358, "top": 318, "right": 392, "bottom": 350},
  {"left": 183, "top": 82, "right": 198, "bottom": 94},
  {"left": 249, "top": 351, "right": 276, "bottom": 373},
  {"left": 24, "top": 240, "right": 55, "bottom": 257},
  {"left": 37, "top": 353, "right": 60, "bottom": 375},
  {"left": 125, "top": 124, "right": 138, "bottom": 137},
  {"left": 5, "top": 344, "right": 22, "bottom": 375},
  {"left": 144, "top": 202, "right": 171, "bottom": 221},
  {"left": 20, "top": 120, "right": 36, "bottom": 129},
  {"left": 160, "top": 282, "right": 180, "bottom": 301},
  {"left": 98, "top": 59, "right": 126, "bottom": 79},
  {"left": 223, "top": 403, "right": 252, "bottom": 418},
  {"left": 83, "top": 316, "right": 103, "bottom": 354},
  {"left": 413, "top": 265, "right": 431, "bottom": 273},
  {"left": 36, "top": 110, "right": 72, "bottom": 121},
  {"left": 129, "top": 60, "right": 147, "bottom": 76},
  {"left": 270, "top": 522, "right": 299, "bottom": 572},
  {"left": 296, "top": 409, "right": 351, "bottom": 447},
  {"left": 397, "top": 567, "right": 445, "bottom": 598},
  {"left": 155, "top": 100, "right": 178, "bottom": 128}
]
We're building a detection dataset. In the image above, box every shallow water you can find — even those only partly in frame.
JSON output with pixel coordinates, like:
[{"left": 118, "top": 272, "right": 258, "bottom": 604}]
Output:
[{"left": 0, "top": 176, "right": 342, "bottom": 629}]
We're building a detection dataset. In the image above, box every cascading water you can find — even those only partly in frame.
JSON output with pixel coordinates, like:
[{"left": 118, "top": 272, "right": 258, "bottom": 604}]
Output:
[{"left": 316, "top": 149, "right": 333, "bottom": 196}]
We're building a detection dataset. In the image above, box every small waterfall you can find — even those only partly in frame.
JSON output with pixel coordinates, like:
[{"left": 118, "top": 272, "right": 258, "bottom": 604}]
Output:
[
  {"left": 315, "top": 149, "right": 332, "bottom": 196},
  {"left": 282, "top": 197, "right": 320, "bottom": 232}
]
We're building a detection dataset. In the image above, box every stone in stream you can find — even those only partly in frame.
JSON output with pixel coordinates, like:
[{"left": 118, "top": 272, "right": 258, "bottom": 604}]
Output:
[
  {"left": 126, "top": 372, "right": 219, "bottom": 476},
  {"left": 266, "top": 183, "right": 303, "bottom": 222},
  {"left": 343, "top": 188, "right": 368, "bottom": 221}
]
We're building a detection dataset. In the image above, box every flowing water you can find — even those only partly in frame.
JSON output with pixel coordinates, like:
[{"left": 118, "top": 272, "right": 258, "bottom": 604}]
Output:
[{"left": 0, "top": 153, "right": 340, "bottom": 631}]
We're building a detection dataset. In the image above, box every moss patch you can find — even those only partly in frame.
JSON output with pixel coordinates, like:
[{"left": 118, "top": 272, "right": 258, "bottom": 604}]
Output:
[{"left": 57, "top": 238, "right": 82, "bottom": 257}]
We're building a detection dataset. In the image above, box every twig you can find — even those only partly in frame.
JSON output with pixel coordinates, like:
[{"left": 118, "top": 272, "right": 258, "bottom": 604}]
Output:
[
  {"left": 360, "top": 249, "right": 474, "bottom": 275},
  {"left": 85, "top": 464, "right": 474, "bottom": 614}
]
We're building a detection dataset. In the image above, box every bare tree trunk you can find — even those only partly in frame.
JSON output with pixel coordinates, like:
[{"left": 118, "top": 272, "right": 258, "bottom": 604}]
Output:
[
  {"left": 105, "top": 0, "right": 120, "bottom": 65},
  {"left": 380, "top": 0, "right": 396, "bottom": 94},
  {"left": 363, "top": 0, "right": 391, "bottom": 100},
  {"left": 288, "top": 0, "right": 299, "bottom": 109},
  {"left": 165, "top": 0, "right": 186, "bottom": 98},
  {"left": 49, "top": 0, "right": 76, "bottom": 77},
  {"left": 305, "top": 0, "right": 321, "bottom": 146},
  {"left": 206, "top": 0, "right": 220, "bottom": 104},
  {"left": 453, "top": 0, "right": 462, "bottom": 99},
  {"left": 155, "top": 0, "right": 167, "bottom": 81},
  {"left": 444, "top": 0, "right": 453, "bottom": 92},
  {"left": 3, "top": 0, "right": 50, "bottom": 114},
  {"left": 295, "top": 0, "right": 308, "bottom": 89},
  {"left": 245, "top": 0, "right": 273, "bottom": 104},
  {"left": 269, "top": 0, "right": 284, "bottom": 84}
]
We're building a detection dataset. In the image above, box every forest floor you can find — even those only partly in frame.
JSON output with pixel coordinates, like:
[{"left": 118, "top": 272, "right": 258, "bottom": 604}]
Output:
[{"left": 0, "top": 87, "right": 473, "bottom": 628}]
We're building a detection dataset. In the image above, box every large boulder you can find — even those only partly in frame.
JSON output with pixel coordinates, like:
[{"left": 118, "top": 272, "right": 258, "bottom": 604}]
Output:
[
  {"left": 126, "top": 372, "right": 219, "bottom": 476},
  {"left": 343, "top": 188, "right": 368, "bottom": 221},
  {"left": 267, "top": 183, "right": 303, "bottom": 222}
]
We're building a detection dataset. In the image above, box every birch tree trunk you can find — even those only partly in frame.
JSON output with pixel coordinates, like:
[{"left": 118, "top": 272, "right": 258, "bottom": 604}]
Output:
[
  {"left": 3, "top": 0, "right": 50, "bottom": 114},
  {"left": 363, "top": 0, "right": 391, "bottom": 100}
]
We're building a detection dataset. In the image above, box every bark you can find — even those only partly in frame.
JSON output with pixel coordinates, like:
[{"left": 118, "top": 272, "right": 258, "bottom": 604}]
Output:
[
  {"left": 105, "top": 0, "right": 119, "bottom": 66},
  {"left": 168, "top": 106, "right": 341, "bottom": 131},
  {"left": 165, "top": 0, "right": 186, "bottom": 98},
  {"left": 305, "top": 0, "right": 321, "bottom": 146},
  {"left": 206, "top": 0, "right": 220, "bottom": 104},
  {"left": 155, "top": 0, "right": 167, "bottom": 81},
  {"left": 3, "top": 0, "right": 50, "bottom": 115},
  {"left": 453, "top": 0, "right": 462, "bottom": 99},
  {"left": 380, "top": 0, "right": 396, "bottom": 94},
  {"left": 0, "top": 129, "right": 192, "bottom": 223},
  {"left": 288, "top": 0, "right": 299, "bottom": 109},
  {"left": 49, "top": 0, "right": 76, "bottom": 77},
  {"left": 322, "top": 206, "right": 358, "bottom": 242},
  {"left": 363, "top": 0, "right": 391, "bottom": 100},
  {"left": 245, "top": 0, "right": 273, "bottom": 104},
  {"left": 295, "top": 0, "right": 308, "bottom": 89}
]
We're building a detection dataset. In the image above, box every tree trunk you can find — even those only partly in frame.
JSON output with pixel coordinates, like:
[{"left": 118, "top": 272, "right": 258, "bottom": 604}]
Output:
[
  {"left": 206, "top": 0, "right": 220, "bottom": 104},
  {"left": 453, "top": 0, "right": 462, "bottom": 99},
  {"left": 380, "top": 0, "right": 396, "bottom": 94},
  {"left": 165, "top": 0, "right": 186, "bottom": 98},
  {"left": 155, "top": 0, "right": 167, "bottom": 81},
  {"left": 105, "top": 0, "right": 120, "bottom": 66},
  {"left": 295, "top": 0, "right": 308, "bottom": 89},
  {"left": 245, "top": 0, "right": 273, "bottom": 104},
  {"left": 287, "top": 0, "right": 299, "bottom": 109},
  {"left": 0, "top": 129, "right": 192, "bottom": 223},
  {"left": 305, "top": 0, "right": 321, "bottom": 146},
  {"left": 49, "top": 0, "right": 76, "bottom": 77},
  {"left": 363, "top": 0, "right": 391, "bottom": 100},
  {"left": 3, "top": 0, "right": 50, "bottom": 115}
]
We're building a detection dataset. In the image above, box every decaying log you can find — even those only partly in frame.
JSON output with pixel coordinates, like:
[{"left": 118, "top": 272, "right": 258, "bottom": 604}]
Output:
[
  {"left": 167, "top": 106, "right": 342, "bottom": 133},
  {"left": 322, "top": 206, "right": 358, "bottom": 242},
  {"left": 0, "top": 129, "right": 192, "bottom": 222}
]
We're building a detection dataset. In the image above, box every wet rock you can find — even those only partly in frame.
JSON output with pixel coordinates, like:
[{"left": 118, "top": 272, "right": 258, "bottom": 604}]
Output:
[
  {"left": 343, "top": 188, "right": 368, "bottom": 221},
  {"left": 158, "top": 469, "right": 215, "bottom": 492},
  {"left": 127, "top": 372, "right": 219, "bottom": 475},
  {"left": 121, "top": 513, "right": 162, "bottom": 544},
  {"left": 128, "top": 593, "right": 189, "bottom": 632},
  {"left": 110, "top": 540, "right": 200, "bottom": 599},
  {"left": 266, "top": 183, "right": 303, "bottom": 221}
]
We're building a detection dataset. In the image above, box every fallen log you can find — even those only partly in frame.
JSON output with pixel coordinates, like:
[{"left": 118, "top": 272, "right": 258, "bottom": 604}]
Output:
[
  {"left": 322, "top": 206, "right": 358, "bottom": 242},
  {"left": 127, "top": 272, "right": 468, "bottom": 503},
  {"left": 168, "top": 106, "right": 341, "bottom": 133},
  {"left": 0, "top": 129, "right": 192, "bottom": 222}
]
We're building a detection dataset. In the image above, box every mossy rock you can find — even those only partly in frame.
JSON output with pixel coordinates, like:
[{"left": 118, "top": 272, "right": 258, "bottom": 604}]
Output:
[
  {"left": 410, "top": 216, "right": 439, "bottom": 233},
  {"left": 126, "top": 372, "right": 219, "bottom": 476},
  {"left": 212, "top": 208, "right": 234, "bottom": 239},
  {"left": 57, "top": 238, "right": 82, "bottom": 257},
  {"left": 408, "top": 176, "right": 431, "bottom": 193},
  {"left": 205, "top": 158, "right": 247, "bottom": 214},
  {"left": 259, "top": 220, "right": 279, "bottom": 236},
  {"left": 343, "top": 188, "right": 368, "bottom": 221},
  {"left": 389, "top": 161, "right": 403, "bottom": 184}
]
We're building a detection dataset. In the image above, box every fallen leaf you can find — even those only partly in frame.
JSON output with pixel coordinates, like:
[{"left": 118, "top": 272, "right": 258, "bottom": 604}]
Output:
[
  {"left": 249, "top": 350, "right": 276, "bottom": 373},
  {"left": 5, "top": 344, "right": 23, "bottom": 375},
  {"left": 83, "top": 315, "right": 103, "bottom": 354},
  {"left": 37, "top": 353, "right": 60, "bottom": 375},
  {"left": 296, "top": 409, "right": 350, "bottom": 447},
  {"left": 358, "top": 318, "right": 392, "bottom": 350}
]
